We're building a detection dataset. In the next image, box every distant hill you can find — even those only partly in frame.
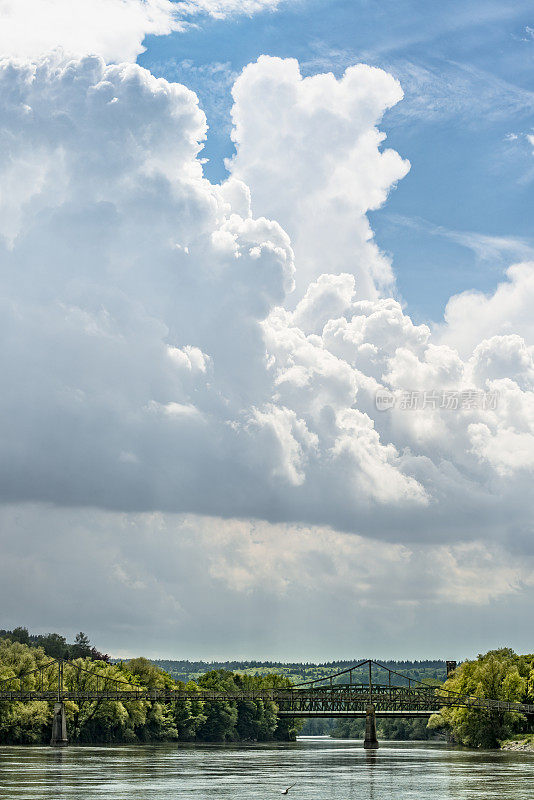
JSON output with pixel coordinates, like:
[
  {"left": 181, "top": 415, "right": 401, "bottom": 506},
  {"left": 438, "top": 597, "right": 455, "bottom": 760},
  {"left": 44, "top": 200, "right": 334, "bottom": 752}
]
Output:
[{"left": 147, "top": 659, "right": 447, "bottom": 687}]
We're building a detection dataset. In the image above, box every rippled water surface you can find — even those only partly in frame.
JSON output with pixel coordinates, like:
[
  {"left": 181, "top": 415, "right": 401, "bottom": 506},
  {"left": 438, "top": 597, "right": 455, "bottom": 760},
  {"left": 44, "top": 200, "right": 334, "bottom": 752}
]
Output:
[{"left": 1, "top": 737, "right": 533, "bottom": 799}]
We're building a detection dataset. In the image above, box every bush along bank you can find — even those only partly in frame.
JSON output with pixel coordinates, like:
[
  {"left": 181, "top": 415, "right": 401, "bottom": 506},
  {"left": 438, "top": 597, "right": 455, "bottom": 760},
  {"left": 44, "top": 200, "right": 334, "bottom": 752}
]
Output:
[{"left": 428, "top": 648, "right": 534, "bottom": 748}]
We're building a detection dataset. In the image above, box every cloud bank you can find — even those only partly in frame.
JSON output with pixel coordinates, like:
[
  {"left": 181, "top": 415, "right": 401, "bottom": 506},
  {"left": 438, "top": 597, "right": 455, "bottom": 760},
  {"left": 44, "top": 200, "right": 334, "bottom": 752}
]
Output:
[
  {"left": 2, "top": 505, "right": 532, "bottom": 659},
  {"left": 0, "top": 53, "right": 532, "bottom": 555}
]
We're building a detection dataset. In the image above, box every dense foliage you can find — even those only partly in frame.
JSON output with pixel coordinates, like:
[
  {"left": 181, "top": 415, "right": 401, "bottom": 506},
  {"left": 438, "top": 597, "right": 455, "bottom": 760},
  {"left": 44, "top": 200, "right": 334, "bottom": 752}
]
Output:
[
  {"left": 429, "top": 648, "right": 534, "bottom": 748},
  {"left": 0, "top": 638, "right": 301, "bottom": 744}
]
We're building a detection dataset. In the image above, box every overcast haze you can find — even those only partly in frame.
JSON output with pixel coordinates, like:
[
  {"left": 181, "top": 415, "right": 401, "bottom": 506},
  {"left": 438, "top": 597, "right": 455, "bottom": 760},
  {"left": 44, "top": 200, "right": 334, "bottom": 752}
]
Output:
[{"left": 0, "top": 0, "right": 533, "bottom": 660}]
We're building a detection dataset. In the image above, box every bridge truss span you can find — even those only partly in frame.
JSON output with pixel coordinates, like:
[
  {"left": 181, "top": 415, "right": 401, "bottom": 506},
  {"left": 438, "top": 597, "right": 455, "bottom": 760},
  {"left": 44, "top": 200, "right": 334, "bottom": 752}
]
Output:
[{"left": 1, "top": 656, "right": 533, "bottom": 746}]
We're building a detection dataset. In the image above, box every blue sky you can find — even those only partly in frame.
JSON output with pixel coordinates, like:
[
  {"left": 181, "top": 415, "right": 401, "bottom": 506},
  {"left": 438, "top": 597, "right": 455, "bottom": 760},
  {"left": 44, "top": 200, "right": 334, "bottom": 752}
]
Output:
[{"left": 141, "top": 0, "right": 534, "bottom": 323}]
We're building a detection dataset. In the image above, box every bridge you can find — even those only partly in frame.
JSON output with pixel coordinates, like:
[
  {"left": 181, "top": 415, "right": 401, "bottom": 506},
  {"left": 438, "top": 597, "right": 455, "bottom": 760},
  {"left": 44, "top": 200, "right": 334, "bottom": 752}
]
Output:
[{"left": 2, "top": 657, "right": 533, "bottom": 748}]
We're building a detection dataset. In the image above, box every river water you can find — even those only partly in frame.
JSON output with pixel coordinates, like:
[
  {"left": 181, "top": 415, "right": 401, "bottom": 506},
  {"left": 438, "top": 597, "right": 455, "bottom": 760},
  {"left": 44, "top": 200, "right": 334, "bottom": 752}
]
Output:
[{"left": 1, "top": 736, "right": 533, "bottom": 799}]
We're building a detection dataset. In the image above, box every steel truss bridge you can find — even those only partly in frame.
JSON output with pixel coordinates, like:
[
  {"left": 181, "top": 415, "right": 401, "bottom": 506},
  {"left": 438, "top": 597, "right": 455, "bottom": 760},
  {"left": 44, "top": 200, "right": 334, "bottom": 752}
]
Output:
[{"left": 1, "top": 657, "right": 533, "bottom": 746}]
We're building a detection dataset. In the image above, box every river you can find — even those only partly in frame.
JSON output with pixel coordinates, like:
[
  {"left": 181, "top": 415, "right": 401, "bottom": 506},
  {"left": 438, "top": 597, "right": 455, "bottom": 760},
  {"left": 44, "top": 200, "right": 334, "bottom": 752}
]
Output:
[{"left": 1, "top": 736, "right": 533, "bottom": 799}]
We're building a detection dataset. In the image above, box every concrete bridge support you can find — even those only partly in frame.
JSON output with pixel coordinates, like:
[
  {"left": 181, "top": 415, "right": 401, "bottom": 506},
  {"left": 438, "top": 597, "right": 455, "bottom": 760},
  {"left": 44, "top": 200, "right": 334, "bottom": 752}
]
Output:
[
  {"left": 50, "top": 702, "right": 68, "bottom": 747},
  {"left": 363, "top": 704, "right": 379, "bottom": 749}
]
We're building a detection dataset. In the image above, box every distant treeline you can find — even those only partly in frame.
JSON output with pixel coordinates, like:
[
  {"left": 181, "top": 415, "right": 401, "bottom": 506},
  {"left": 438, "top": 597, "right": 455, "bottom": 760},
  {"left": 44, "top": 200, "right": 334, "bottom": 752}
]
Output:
[
  {"left": 151, "top": 658, "right": 447, "bottom": 672},
  {"left": 310, "top": 717, "right": 439, "bottom": 741},
  {"left": 149, "top": 658, "right": 447, "bottom": 688}
]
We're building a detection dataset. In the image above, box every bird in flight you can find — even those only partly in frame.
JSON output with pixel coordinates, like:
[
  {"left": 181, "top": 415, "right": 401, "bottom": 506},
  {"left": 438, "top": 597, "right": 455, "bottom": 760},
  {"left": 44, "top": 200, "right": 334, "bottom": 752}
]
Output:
[{"left": 281, "top": 784, "right": 296, "bottom": 795}]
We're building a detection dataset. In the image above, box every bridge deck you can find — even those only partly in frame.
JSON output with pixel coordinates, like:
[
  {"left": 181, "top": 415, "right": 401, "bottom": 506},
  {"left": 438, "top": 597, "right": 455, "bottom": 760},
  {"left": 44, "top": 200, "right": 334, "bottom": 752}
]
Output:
[
  {"left": 1, "top": 685, "right": 532, "bottom": 716},
  {"left": 277, "top": 711, "right": 434, "bottom": 718}
]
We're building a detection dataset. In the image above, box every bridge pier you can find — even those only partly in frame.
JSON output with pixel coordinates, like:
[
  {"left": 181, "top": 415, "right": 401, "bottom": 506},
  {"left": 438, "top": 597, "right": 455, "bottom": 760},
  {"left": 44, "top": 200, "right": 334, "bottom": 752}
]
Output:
[
  {"left": 50, "top": 702, "right": 68, "bottom": 747},
  {"left": 363, "top": 704, "right": 379, "bottom": 749}
]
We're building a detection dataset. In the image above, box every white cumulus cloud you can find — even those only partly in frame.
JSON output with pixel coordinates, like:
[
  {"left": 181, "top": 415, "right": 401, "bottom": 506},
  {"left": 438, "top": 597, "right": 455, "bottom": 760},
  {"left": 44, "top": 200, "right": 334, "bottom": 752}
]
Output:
[
  {"left": 0, "top": 0, "right": 285, "bottom": 63},
  {"left": 0, "top": 52, "right": 532, "bottom": 558},
  {"left": 228, "top": 56, "right": 410, "bottom": 300}
]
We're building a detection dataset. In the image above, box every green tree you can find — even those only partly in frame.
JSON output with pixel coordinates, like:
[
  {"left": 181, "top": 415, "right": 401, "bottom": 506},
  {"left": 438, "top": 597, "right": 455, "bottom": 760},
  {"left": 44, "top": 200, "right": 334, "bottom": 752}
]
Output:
[
  {"left": 71, "top": 632, "right": 92, "bottom": 659},
  {"left": 10, "top": 627, "right": 30, "bottom": 645},
  {"left": 332, "top": 718, "right": 365, "bottom": 738},
  {"left": 430, "top": 648, "right": 530, "bottom": 748},
  {"left": 377, "top": 717, "right": 435, "bottom": 740},
  {"left": 196, "top": 670, "right": 239, "bottom": 741},
  {"left": 0, "top": 639, "right": 54, "bottom": 743},
  {"left": 174, "top": 681, "right": 206, "bottom": 740},
  {"left": 38, "top": 633, "right": 68, "bottom": 660}
]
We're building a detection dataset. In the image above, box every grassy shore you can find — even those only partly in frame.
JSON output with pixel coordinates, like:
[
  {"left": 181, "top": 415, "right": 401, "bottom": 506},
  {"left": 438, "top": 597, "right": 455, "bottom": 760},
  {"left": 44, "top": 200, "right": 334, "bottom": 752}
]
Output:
[{"left": 500, "top": 735, "right": 534, "bottom": 752}]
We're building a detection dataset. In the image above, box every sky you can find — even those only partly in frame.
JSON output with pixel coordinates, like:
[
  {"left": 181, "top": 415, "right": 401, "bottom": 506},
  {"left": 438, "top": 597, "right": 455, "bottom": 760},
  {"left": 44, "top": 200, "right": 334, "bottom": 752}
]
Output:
[
  {"left": 0, "top": 0, "right": 533, "bottom": 661},
  {"left": 140, "top": 0, "right": 534, "bottom": 321}
]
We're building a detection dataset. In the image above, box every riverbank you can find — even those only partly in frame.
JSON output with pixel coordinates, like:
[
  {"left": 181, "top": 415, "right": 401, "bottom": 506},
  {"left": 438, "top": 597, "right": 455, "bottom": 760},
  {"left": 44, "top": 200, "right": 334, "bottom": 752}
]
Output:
[{"left": 500, "top": 735, "right": 534, "bottom": 752}]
